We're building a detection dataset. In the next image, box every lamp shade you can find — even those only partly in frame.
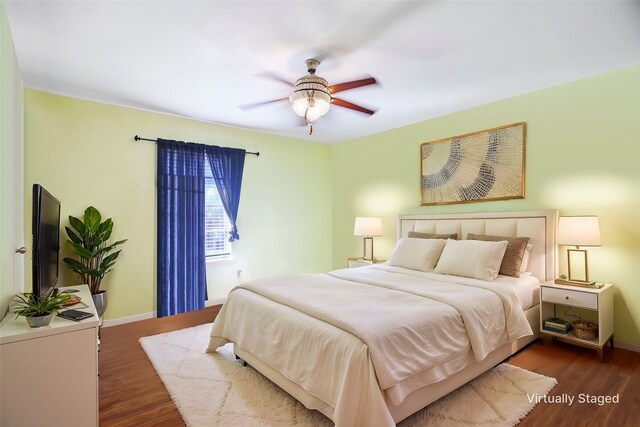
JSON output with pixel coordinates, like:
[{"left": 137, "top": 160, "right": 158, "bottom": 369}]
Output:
[
  {"left": 557, "top": 216, "right": 601, "bottom": 246},
  {"left": 354, "top": 217, "right": 383, "bottom": 237}
]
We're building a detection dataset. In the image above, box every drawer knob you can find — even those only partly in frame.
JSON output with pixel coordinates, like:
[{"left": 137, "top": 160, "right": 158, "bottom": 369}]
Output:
[{"left": 565, "top": 296, "right": 570, "bottom": 300}]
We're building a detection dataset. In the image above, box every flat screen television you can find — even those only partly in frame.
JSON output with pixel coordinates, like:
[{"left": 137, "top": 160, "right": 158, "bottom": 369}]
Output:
[{"left": 32, "top": 184, "right": 61, "bottom": 297}]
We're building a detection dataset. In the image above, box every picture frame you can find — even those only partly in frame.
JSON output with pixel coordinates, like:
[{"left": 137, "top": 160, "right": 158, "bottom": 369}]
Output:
[{"left": 420, "top": 122, "right": 526, "bottom": 206}]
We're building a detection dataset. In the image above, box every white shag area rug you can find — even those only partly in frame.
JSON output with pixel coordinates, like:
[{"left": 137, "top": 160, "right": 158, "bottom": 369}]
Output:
[{"left": 140, "top": 324, "right": 556, "bottom": 427}]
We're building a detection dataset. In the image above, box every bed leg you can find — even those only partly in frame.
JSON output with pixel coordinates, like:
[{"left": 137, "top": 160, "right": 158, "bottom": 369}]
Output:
[{"left": 235, "top": 354, "right": 248, "bottom": 367}]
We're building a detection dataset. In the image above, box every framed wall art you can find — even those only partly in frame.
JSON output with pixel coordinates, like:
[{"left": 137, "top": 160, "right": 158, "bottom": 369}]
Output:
[{"left": 420, "top": 122, "right": 526, "bottom": 206}]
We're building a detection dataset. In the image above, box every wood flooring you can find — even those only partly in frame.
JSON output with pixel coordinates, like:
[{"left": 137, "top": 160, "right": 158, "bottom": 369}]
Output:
[
  {"left": 99, "top": 305, "right": 220, "bottom": 426},
  {"left": 509, "top": 338, "right": 640, "bottom": 426},
  {"left": 99, "top": 306, "right": 640, "bottom": 426}
]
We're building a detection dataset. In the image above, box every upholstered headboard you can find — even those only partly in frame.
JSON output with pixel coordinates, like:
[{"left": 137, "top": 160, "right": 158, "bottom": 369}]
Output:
[{"left": 398, "top": 210, "right": 558, "bottom": 282}]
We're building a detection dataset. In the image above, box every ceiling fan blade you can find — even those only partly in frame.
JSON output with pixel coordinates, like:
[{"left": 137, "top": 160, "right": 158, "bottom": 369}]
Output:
[
  {"left": 239, "top": 97, "right": 289, "bottom": 110},
  {"left": 256, "top": 71, "right": 295, "bottom": 87},
  {"left": 331, "top": 98, "right": 376, "bottom": 115},
  {"left": 329, "top": 77, "right": 377, "bottom": 94}
]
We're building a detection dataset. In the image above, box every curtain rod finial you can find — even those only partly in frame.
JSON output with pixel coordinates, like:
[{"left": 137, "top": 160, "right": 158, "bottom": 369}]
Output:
[{"left": 134, "top": 135, "right": 140, "bottom": 141}]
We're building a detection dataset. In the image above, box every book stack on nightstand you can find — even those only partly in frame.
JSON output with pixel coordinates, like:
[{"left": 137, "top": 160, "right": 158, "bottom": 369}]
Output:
[{"left": 543, "top": 317, "right": 572, "bottom": 334}]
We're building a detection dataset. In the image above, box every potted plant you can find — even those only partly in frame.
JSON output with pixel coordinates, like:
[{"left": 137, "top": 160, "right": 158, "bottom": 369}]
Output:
[
  {"left": 12, "top": 290, "right": 71, "bottom": 327},
  {"left": 63, "top": 206, "right": 127, "bottom": 317}
]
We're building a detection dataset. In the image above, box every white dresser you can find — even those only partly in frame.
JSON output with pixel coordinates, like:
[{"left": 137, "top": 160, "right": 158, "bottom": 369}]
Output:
[{"left": 0, "top": 285, "right": 99, "bottom": 427}]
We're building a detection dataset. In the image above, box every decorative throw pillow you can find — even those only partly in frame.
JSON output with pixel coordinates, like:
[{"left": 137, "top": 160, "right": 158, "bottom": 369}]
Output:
[
  {"left": 521, "top": 243, "right": 533, "bottom": 273},
  {"left": 434, "top": 239, "right": 508, "bottom": 281},
  {"left": 466, "top": 233, "right": 530, "bottom": 278},
  {"left": 408, "top": 231, "right": 458, "bottom": 240},
  {"left": 388, "top": 238, "right": 447, "bottom": 272}
]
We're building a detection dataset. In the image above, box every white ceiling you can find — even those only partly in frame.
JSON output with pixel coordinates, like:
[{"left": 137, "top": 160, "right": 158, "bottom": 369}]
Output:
[{"left": 5, "top": 1, "right": 640, "bottom": 144}]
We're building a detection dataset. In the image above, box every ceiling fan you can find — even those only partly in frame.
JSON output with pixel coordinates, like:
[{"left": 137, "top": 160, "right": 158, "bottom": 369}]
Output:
[{"left": 241, "top": 58, "right": 378, "bottom": 134}]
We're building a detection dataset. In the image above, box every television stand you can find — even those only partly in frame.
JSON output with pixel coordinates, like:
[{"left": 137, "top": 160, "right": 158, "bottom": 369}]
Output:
[{"left": 0, "top": 285, "right": 99, "bottom": 427}]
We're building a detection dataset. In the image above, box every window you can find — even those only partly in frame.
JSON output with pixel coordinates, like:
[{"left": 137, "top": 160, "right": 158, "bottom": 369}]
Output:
[{"left": 205, "top": 164, "right": 231, "bottom": 258}]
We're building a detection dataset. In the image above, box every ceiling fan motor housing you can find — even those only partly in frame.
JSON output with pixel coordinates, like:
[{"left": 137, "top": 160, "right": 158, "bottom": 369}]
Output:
[{"left": 305, "top": 58, "right": 320, "bottom": 73}]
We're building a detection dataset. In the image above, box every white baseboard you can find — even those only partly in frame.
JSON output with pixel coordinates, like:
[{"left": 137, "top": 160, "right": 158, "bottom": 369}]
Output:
[
  {"left": 102, "top": 298, "right": 226, "bottom": 328},
  {"left": 206, "top": 297, "right": 226, "bottom": 307},
  {"left": 102, "top": 311, "right": 155, "bottom": 327},
  {"left": 615, "top": 338, "right": 640, "bottom": 353}
]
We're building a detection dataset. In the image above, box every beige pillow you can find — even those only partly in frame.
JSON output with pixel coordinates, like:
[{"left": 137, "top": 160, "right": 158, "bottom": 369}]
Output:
[
  {"left": 467, "top": 233, "right": 531, "bottom": 278},
  {"left": 408, "top": 231, "right": 458, "bottom": 240},
  {"left": 521, "top": 243, "right": 533, "bottom": 273},
  {"left": 388, "top": 238, "right": 447, "bottom": 272},
  {"left": 434, "top": 239, "right": 508, "bottom": 281}
]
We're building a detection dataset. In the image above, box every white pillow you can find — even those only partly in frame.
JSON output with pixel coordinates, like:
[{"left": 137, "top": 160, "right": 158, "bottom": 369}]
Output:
[
  {"left": 388, "top": 238, "right": 447, "bottom": 272},
  {"left": 434, "top": 239, "right": 509, "bottom": 281},
  {"left": 520, "top": 243, "right": 533, "bottom": 273}
]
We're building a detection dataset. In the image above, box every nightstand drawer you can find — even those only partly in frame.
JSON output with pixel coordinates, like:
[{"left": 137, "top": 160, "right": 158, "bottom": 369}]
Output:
[{"left": 541, "top": 287, "right": 598, "bottom": 309}]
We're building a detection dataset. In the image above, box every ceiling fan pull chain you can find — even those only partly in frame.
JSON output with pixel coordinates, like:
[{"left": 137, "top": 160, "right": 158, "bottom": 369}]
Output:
[{"left": 303, "top": 109, "right": 313, "bottom": 135}]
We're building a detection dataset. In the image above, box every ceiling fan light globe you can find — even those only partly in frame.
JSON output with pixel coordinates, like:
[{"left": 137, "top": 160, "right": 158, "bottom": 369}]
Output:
[
  {"left": 291, "top": 97, "right": 310, "bottom": 117},
  {"left": 290, "top": 89, "right": 331, "bottom": 121},
  {"left": 310, "top": 98, "right": 330, "bottom": 118},
  {"left": 304, "top": 100, "right": 330, "bottom": 122}
]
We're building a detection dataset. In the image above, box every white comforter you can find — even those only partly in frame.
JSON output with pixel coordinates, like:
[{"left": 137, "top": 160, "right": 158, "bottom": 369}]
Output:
[{"left": 207, "top": 265, "right": 532, "bottom": 426}]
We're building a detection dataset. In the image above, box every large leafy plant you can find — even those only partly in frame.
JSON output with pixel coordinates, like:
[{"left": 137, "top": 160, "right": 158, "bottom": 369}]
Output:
[
  {"left": 12, "top": 289, "right": 70, "bottom": 317},
  {"left": 63, "top": 206, "right": 127, "bottom": 294}
]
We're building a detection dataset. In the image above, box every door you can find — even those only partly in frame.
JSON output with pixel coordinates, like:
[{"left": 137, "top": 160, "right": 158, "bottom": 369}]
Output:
[
  {"left": 0, "top": 5, "right": 24, "bottom": 317},
  {"left": 13, "top": 48, "right": 24, "bottom": 296}
]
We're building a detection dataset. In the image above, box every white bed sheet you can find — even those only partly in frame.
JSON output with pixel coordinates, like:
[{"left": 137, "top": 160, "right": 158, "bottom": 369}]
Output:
[
  {"left": 207, "top": 266, "right": 533, "bottom": 426},
  {"left": 327, "top": 265, "right": 539, "bottom": 405},
  {"left": 494, "top": 273, "right": 541, "bottom": 310},
  {"left": 371, "top": 264, "right": 541, "bottom": 310}
]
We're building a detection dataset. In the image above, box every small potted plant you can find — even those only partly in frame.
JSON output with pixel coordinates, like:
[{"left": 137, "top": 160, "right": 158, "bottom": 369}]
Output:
[
  {"left": 12, "top": 290, "right": 71, "bottom": 327},
  {"left": 63, "top": 206, "right": 127, "bottom": 317}
]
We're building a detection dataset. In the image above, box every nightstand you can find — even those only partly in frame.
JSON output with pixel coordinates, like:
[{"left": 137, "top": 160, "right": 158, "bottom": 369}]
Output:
[
  {"left": 539, "top": 281, "right": 614, "bottom": 361},
  {"left": 347, "top": 257, "right": 386, "bottom": 268}
]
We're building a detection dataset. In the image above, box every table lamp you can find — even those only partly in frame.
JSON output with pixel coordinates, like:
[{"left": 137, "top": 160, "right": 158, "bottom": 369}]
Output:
[
  {"left": 557, "top": 216, "right": 601, "bottom": 284},
  {"left": 354, "top": 217, "right": 383, "bottom": 261}
]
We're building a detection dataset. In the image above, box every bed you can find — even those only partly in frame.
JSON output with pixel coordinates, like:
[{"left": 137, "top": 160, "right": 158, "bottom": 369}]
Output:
[{"left": 207, "top": 210, "right": 558, "bottom": 426}]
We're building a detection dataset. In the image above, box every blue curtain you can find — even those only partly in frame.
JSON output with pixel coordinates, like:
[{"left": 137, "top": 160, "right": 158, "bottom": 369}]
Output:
[
  {"left": 204, "top": 146, "right": 246, "bottom": 241},
  {"left": 157, "top": 139, "right": 207, "bottom": 317}
]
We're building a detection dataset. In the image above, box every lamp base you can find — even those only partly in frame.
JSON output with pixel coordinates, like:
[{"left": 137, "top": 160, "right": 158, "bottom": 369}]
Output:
[
  {"left": 567, "top": 247, "right": 591, "bottom": 283},
  {"left": 362, "top": 236, "right": 374, "bottom": 261}
]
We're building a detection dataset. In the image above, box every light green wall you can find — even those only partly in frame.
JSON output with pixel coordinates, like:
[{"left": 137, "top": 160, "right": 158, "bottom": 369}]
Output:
[
  {"left": 22, "top": 64, "right": 640, "bottom": 345},
  {"left": 332, "top": 65, "right": 640, "bottom": 345},
  {"left": 24, "top": 90, "right": 332, "bottom": 320},
  {"left": 0, "top": 0, "right": 23, "bottom": 317}
]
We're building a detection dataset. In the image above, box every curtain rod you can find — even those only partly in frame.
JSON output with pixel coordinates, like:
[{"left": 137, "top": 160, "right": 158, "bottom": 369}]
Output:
[{"left": 134, "top": 135, "right": 260, "bottom": 156}]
